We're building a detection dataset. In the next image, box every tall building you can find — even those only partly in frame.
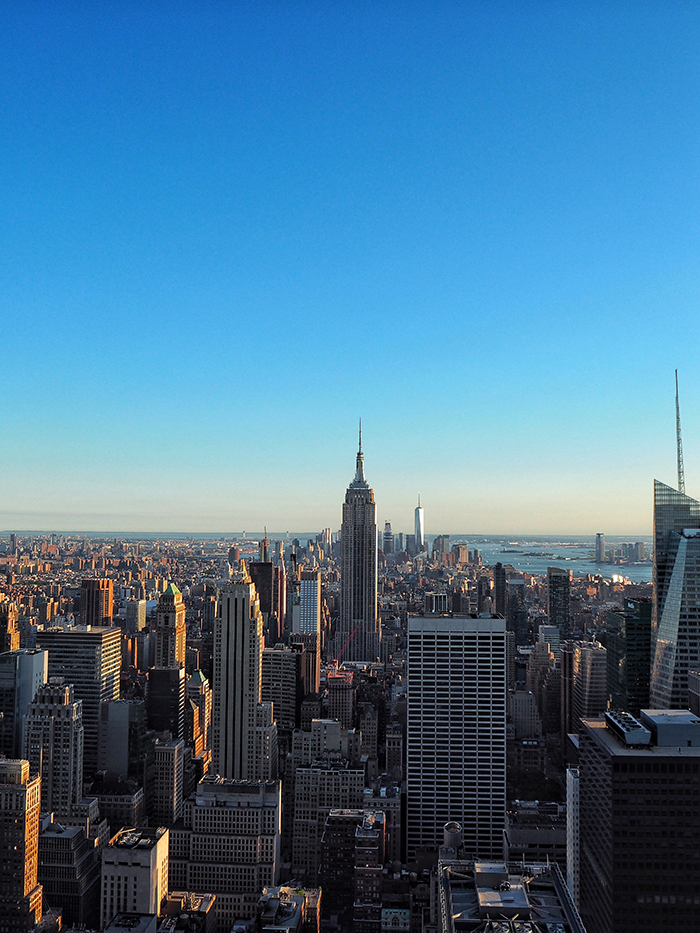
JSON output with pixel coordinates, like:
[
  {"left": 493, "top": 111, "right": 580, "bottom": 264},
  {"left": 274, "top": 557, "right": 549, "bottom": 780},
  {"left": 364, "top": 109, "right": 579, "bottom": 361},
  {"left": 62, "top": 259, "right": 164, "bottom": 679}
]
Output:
[
  {"left": 38, "top": 819, "right": 101, "bottom": 928},
  {"left": 155, "top": 583, "right": 186, "bottom": 669},
  {"left": 414, "top": 494, "right": 425, "bottom": 552},
  {"left": 650, "top": 479, "right": 700, "bottom": 708},
  {"left": 572, "top": 642, "right": 607, "bottom": 728},
  {"left": 125, "top": 598, "right": 147, "bottom": 634},
  {"left": 36, "top": 627, "right": 121, "bottom": 777},
  {"left": 382, "top": 521, "right": 394, "bottom": 555},
  {"left": 212, "top": 563, "right": 277, "bottom": 780},
  {"left": 606, "top": 597, "right": 652, "bottom": 715},
  {"left": 339, "top": 429, "right": 380, "bottom": 662},
  {"left": 147, "top": 666, "right": 185, "bottom": 739},
  {"left": 0, "top": 601, "right": 20, "bottom": 652},
  {"left": 595, "top": 533, "right": 606, "bottom": 563},
  {"left": 100, "top": 826, "right": 169, "bottom": 929},
  {"left": 0, "top": 760, "right": 43, "bottom": 932},
  {"left": 406, "top": 614, "right": 506, "bottom": 860},
  {"left": 80, "top": 578, "right": 114, "bottom": 627},
  {"left": 290, "top": 631, "right": 321, "bottom": 695},
  {"left": 262, "top": 645, "right": 300, "bottom": 732},
  {"left": 579, "top": 710, "right": 700, "bottom": 933},
  {"left": 291, "top": 570, "right": 321, "bottom": 635},
  {"left": 0, "top": 649, "right": 48, "bottom": 758},
  {"left": 23, "top": 677, "right": 84, "bottom": 817},
  {"left": 169, "top": 777, "right": 281, "bottom": 930},
  {"left": 547, "top": 566, "right": 571, "bottom": 631}
]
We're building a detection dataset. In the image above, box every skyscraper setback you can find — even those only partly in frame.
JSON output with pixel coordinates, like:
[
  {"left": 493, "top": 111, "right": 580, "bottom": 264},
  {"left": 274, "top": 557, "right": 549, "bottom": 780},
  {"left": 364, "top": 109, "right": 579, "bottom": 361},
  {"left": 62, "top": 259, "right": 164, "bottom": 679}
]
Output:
[
  {"left": 338, "top": 428, "right": 380, "bottom": 661},
  {"left": 650, "top": 479, "right": 700, "bottom": 707}
]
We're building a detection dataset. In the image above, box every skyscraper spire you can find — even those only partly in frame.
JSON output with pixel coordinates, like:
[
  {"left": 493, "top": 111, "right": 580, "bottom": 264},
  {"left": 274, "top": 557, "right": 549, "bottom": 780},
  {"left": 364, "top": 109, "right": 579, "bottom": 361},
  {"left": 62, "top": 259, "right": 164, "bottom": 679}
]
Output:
[
  {"left": 353, "top": 420, "right": 366, "bottom": 486},
  {"left": 676, "top": 369, "right": 685, "bottom": 495}
]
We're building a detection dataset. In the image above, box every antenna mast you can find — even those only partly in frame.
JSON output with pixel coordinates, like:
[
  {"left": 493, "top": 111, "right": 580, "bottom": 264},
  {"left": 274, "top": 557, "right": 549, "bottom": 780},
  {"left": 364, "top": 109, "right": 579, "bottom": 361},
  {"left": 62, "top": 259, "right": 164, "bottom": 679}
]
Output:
[{"left": 676, "top": 369, "right": 685, "bottom": 495}]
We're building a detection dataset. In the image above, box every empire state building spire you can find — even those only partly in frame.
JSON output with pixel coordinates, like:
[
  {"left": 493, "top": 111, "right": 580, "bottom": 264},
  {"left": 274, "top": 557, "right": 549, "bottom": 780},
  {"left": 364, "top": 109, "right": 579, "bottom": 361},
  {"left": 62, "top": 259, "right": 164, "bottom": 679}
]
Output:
[
  {"left": 353, "top": 419, "right": 367, "bottom": 486},
  {"left": 339, "top": 424, "right": 380, "bottom": 661}
]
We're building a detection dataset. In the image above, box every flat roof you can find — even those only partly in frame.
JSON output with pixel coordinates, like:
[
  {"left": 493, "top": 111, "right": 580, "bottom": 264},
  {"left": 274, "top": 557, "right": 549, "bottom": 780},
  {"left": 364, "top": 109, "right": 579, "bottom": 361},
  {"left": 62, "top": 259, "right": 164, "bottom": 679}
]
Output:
[{"left": 582, "top": 718, "right": 700, "bottom": 756}]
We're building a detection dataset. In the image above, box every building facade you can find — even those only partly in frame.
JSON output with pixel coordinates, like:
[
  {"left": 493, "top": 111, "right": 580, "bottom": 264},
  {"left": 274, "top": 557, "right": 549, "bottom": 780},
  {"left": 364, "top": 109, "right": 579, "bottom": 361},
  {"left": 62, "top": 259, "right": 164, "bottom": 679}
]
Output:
[
  {"left": 406, "top": 614, "right": 506, "bottom": 860},
  {"left": 0, "top": 760, "right": 43, "bottom": 933},
  {"left": 339, "top": 431, "right": 379, "bottom": 662}
]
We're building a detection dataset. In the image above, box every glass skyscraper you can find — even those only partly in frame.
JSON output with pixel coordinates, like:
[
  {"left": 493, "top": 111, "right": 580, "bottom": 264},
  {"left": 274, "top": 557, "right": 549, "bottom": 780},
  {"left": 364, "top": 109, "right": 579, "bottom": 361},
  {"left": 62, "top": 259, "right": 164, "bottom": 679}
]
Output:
[{"left": 650, "top": 479, "right": 700, "bottom": 708}]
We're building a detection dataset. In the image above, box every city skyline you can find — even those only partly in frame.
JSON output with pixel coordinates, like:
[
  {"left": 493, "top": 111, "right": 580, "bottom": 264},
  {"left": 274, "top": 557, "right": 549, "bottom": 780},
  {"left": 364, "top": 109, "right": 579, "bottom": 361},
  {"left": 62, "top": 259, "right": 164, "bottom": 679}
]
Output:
[{"left": 2, "top": 4, "right": 699, "bottom": 534}]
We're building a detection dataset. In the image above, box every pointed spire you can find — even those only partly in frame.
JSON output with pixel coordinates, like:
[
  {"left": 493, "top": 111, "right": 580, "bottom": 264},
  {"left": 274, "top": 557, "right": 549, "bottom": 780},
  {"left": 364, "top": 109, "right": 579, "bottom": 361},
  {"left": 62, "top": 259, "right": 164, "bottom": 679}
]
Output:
[
  {"left": 353, "top": 420, "right": 367, "bottom": 485},
  {"left": 418, "top": 493, "right": 421, "bottom": 508}
]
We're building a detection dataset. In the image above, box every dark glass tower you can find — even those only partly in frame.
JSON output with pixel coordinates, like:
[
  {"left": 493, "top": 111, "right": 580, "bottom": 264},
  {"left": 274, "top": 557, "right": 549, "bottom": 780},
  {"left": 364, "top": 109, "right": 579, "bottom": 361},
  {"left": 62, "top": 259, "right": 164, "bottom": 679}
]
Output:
[
  {"left": 339, "top": 428, "right": 379, "bottom": 662},
  {"left": 650, "top": 479, "right": 700, "bottom": 708},
  {"left": 606, "top": 597, "right": 652, "bottom": 715}
]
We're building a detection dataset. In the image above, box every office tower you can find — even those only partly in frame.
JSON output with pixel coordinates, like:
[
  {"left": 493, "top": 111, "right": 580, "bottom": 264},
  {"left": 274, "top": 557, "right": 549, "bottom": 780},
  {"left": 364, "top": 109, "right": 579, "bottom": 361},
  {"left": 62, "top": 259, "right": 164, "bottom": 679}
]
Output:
[
  {"left": 606, "top": 597, "right": 652, "bottom": 715},
  {"left": 339, "top": 429, "right": 380, "bottom": 662},
  {"left": 538, "top": 622, "right": 561, "bottom": 660},
  {"left": 572, "top": 642, "right": 607, "bottom": 728},
  {"left": 80, "top": 578, "right": 114, "bottom": 627},
  {"left": 185, "top": 669, "right": 212, "bottom": 758},
  {"left": 262, "top": 645, "right": 300, "bottom": 731},
  {"left": 327, "top": 668, "right": 354, "bottom": 729},
  {"left": 547, "top": 567, "right": 571, "bottom": 631},
  {"left": 358, "top": 703, "right": 378, "bottom": 758},
  {"left": 492, "top": 562, "right": 507, "bottom": 617},
  {"left": 385, "top": 723, "right": 403, "bottom": 781},
  {"left": 249, "top": 560, "right": 284, "bottom": 644},
  {"left": 0, "top": 601, "right": 20, "bottom": 652},
  {"left": 23, "top": 678, "right": 84, "bottom": 817},
  {"left": 566, "top": 767, "right": 580, "bottom": 909},
  {"left": 213, "top": 563, "right": 277, "bottom": 780},
  {"left": 0, "top": 760, "right": 43, "bottom": 931},
  {"left": 383, "top": 521, "right": 394, "bottom": 555},
  {"left": 152, "top": 738, "right": 185, "bottom": 826},
  {"left": 319, "top": 810, "right": 367, "bottom": 922},
  {"left": 579, "top": 710, "right": 700, "bottom": 933},
  {"left": 0, "top": 649, "right": 48, "bottom": 758},
  {"left": 291, "top": 570, "right": 321, "bottom": 635},
  {"left": 155, "top": 583, "right": 186, "bottom": 668},
  {"left": 125, "top": 598, "right": 147, "bottom": 633},
  {"left": 650, "top": 479, "right": 700, "bottom": 707},
  {"left": 290, "top": 631, "right": 321, "bottom": 695},
  {"left": 415, "top": 494, "right": 425, "bottom": 551},
  {"left": 147, "top": 666, "right": 185, "bottom": 739},
  {"left": 292, "top": 763, "right": 365, "bottom": 881},
  {"left": 36, "top": 627, "right": 121, "bottom": 777},
  {"left": 169, "top": 777, "right": 281, "bottom": 930},
  {"left": 406, "top": 614, "right": 506, "bottom": 859},
  {"left": 432, "top": 534, "right": 450, "bottom": 559},
  {"left": 595, "top": 532, "right": 605, "bottom": 563},
  {"left": 100, "top": 827, "right": 169, "bottom": 929},
  {"left": 97, "top": 698, "right": 152, "bottom": 788},
  {"left": 38, "top": 819, "right": 101, "bottom": 928}
]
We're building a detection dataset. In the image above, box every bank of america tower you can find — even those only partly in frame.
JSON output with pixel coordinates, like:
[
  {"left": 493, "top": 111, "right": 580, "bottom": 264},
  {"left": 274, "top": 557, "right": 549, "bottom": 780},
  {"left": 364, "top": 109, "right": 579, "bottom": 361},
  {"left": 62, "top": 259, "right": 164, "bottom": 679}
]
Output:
[{"left": 338, "top": 427, "right": 380, "bottom": 661}]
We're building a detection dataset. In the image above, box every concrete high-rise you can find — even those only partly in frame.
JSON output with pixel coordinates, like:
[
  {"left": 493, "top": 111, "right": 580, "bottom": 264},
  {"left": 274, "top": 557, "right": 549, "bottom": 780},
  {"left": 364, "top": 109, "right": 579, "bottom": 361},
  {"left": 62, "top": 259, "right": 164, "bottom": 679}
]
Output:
[
  {"left": 606, "top": 597, "right": 652, "bottom": 715},
  {"left": 0, "top": 601, "right": 20, "bottom": 652},
  {"left": 100, "top": 826, "right": 169, "bottom": 929},
  {"left": 80, "top": 578, "right": 113, "bottom": 627},
  {"left": 579, "top": 710, "right": 700, "bottom": 933},
  {"left": 0, "top": 760, "right": 43, "bottom": 931},
  {"left": 0, "top": 649, "right": 48, "bottom": 759},
  {"left": 155, "top": 583, "right": 186, "bottom": 669},
  {"left": 339, "top": 428, "right": 380, "bottom": 662},
  {"left": 650, "top": 479, "right": 700, "bottom": 708},
  {"left": 212, "top": 562, "right": 277, "bottom": 780},
  {"left": 595, "top": 533, "right": 605, "bottom": 563},
  {"left": 291, "top": 570, "right": 321, "bottom": 635},
  {"left": 406, "top": 614, "right": 506, "bottom": 860},
  {"left": 36, "top": 627, "right": 121, "bottom": 778},
  {"left": 23, "top": 677, "right": 84, "bottom": 817},
  {"left": 414, "top": 494, "right": 425, "bottom": 552},
  {"left": 547, "top": 566, "right": 571, "bottom": 631}
]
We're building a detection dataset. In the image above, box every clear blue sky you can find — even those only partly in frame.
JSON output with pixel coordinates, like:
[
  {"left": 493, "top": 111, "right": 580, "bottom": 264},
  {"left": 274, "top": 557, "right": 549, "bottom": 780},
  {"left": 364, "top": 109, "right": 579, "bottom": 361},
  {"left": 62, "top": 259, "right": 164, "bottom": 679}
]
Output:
[{"left": 1, "top": 2, "right": 699, "bottom": 535}]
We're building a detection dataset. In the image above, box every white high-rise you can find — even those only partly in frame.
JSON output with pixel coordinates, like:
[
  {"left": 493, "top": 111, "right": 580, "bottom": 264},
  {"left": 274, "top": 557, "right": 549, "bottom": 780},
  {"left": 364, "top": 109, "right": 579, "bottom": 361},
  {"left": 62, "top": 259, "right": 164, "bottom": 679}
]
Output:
[
  {"left": 406, "top": 614, "right": 506, "bottom": 859},
  {"left": 414, "top": 494, "right": 425, "bottom": 552},
  {"left": 213, "top": 562, "right": 277, "bottom": 780}
]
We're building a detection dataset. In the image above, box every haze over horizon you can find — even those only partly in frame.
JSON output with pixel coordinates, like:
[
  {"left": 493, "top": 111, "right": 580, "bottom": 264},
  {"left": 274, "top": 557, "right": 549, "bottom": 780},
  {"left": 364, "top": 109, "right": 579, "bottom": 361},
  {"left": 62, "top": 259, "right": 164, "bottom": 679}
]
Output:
[{"left": 2, "top": 3, "right": 698, "bottom": 535}]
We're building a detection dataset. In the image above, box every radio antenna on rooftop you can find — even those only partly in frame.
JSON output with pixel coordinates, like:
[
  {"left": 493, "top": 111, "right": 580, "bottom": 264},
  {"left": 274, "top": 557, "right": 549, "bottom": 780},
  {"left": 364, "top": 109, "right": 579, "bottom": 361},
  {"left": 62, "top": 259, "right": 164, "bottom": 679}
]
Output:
[{"left": 676, "top": 369, "right": 686, "bottom": 495}]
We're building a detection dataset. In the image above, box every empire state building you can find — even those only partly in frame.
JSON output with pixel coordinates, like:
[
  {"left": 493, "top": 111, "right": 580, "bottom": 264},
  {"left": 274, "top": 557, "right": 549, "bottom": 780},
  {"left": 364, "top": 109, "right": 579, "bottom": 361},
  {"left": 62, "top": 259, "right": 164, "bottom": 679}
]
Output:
[{"left": 339, "top": 428, "right": 380, "bottom": 661}]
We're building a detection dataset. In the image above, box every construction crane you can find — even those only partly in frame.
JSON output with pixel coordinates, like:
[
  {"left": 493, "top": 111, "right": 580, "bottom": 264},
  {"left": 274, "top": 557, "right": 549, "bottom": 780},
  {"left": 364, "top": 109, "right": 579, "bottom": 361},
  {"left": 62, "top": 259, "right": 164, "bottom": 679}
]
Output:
[{"left": 334, "top": 624, "right": 359, "bottom": 664}]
